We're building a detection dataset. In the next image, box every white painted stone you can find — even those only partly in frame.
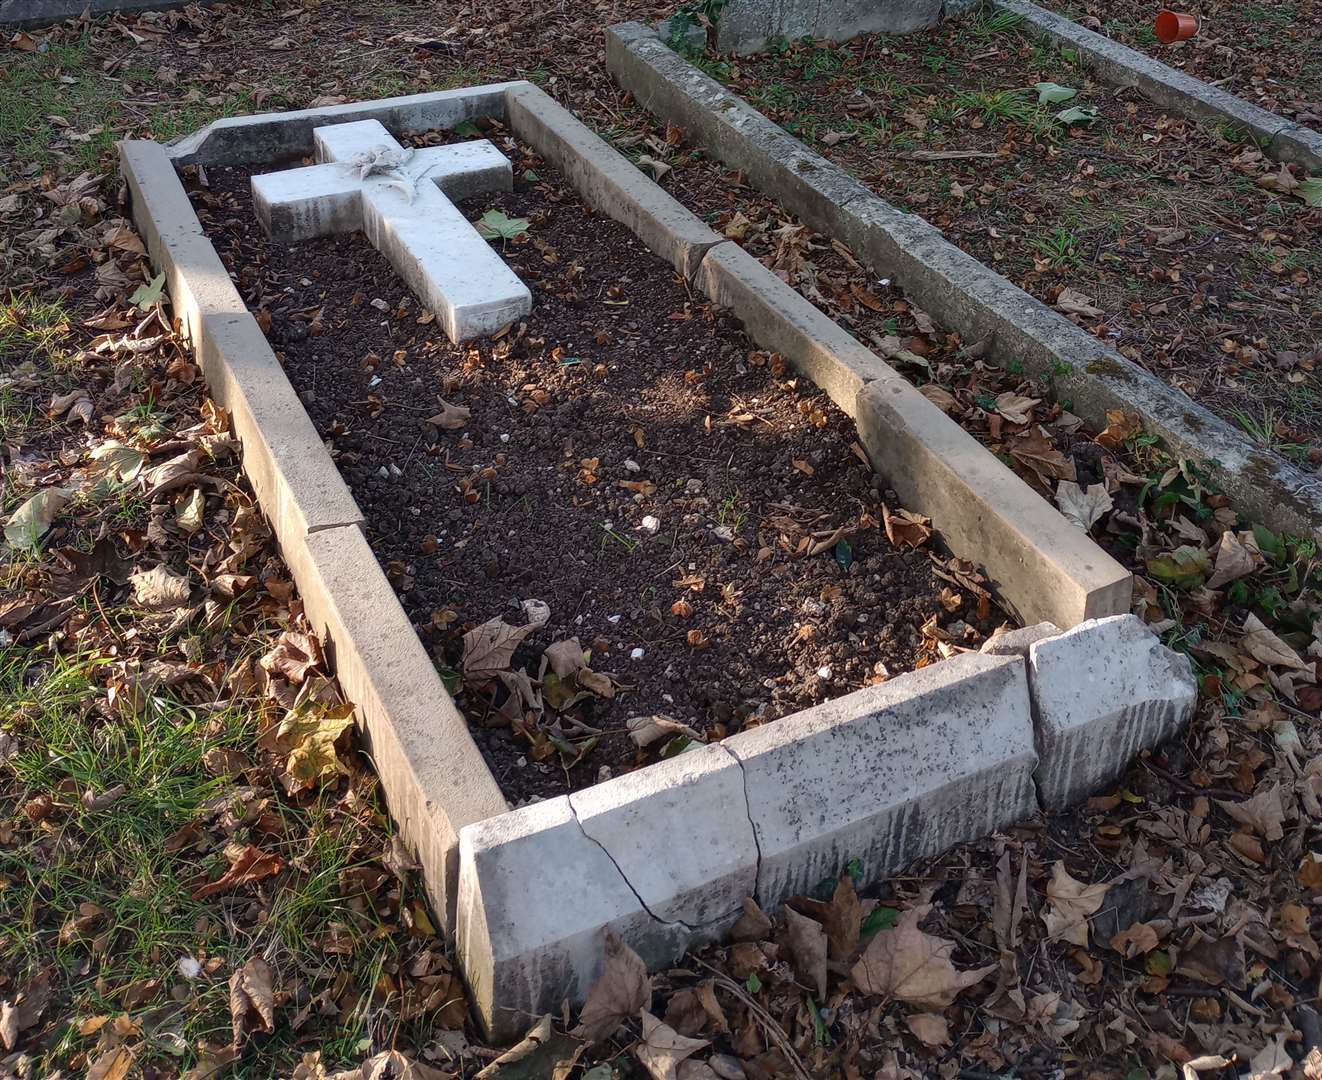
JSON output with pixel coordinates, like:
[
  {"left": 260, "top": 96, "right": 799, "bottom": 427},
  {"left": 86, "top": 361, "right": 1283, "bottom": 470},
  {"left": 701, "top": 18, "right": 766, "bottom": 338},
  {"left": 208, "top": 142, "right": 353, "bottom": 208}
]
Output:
[
  {"left": 569, "top": 743, "right": 757, "bottom": 928},
  {"left": 1028, "top": 613, "right": 1196, "bottom": 809},
  {"left": 250, "top": 118, "right": 531, "bottom": 343},
  {"left": 725, "top": 651, "right": 1039, "bottom": 905},
  {"left": 457, "top": 795, "right": 692, "bottom": 1041}
]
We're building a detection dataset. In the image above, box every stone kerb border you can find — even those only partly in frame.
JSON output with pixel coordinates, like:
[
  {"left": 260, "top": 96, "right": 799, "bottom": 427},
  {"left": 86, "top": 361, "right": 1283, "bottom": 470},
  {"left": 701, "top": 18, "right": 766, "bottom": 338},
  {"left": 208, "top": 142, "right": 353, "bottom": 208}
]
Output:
[
  {"left": 118, "top": 82, "right": 1189, "bottom": 1039},
  {"left": 606, "top": 22, "right": 1322, "bottom": 544},
  {"left": 993, "top": 0, "right": 1322, "bottom": 173}
]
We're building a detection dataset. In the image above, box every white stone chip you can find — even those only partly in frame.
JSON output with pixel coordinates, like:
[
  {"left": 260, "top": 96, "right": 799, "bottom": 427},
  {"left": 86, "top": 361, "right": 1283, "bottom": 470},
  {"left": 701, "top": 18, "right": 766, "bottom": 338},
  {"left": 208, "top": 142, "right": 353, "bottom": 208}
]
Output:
[{"left": 1028, "top": 614, "right": 1196, "bottom": 809}]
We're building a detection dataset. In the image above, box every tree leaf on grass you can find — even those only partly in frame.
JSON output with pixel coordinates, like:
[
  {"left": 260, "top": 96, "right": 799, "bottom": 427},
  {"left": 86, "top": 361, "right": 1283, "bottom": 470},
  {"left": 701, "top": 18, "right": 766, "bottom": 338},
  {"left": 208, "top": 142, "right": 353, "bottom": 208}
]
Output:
[
  {"left": 1206, "top": 530, "right": 1260, "bottom": 588},
  {"left": 1296, "top": 177, "right": 1322, "bottom": 207},
  {"left": 90, "top": 440, "right": 147, "bottom": 484},
  {"left": 1035, "top": 81, "right": 1077, "bottom": 104},
  {"left": 1241, "top": 613, "right": 1310, "bottom": 671},
  {"left": 849, "top": 905, "right": 995, "bottom": 1006},
  {"left": 476, "top": 210, "right": 530, "bottom": 242},
  {"left": 229, "top": 957, "right": 275, "bottom": 1047},
  {"left": 128, "top": 564, "right": 192, "bottom": 611},
  {"left": 1145, "top": 545, "right": 1211, "bottom": 589},
  {"left": 571, "top": 929, "right": 652, "bottom": 1043},
  {"left": 4, "top": 487, "right": 70, "bottom": 551},
  {"left": 192, "top": 843, "right": 285, "bottom": 900},
  {"left": 280, "top": 703, "right": 356, "bottom": 792}
]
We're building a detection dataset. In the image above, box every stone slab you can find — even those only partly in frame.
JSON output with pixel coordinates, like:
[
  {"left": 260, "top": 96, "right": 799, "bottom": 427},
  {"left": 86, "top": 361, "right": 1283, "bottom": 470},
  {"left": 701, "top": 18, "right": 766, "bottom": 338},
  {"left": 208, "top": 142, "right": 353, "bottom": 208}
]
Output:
[
  {"left": 726, "top": 651, "right": 1040, "bottom": 906},
  {"left": 1, "top": 0, "right": 190, "bottom": 27},
  {"left": 995, "top": 0, "right": 1320, "bottom": 172},
  {"left": 713, "top": 0, "right": 942, "bottom": 53},
  {"left": 981, "top": 622, "right": 1060, "bottom": 658},
  {"left": 302, "top": 525, "right": 508, "bottom": 929},
  {"left": 504, "top": 82, "right": 725, "bottom": 279},
  {"left": 606, "top": 23, "right": 1322, "bottom": 542},
  {"left": 1029, "top": 614, "right": 1197, "bottom": 808},
  {"left": 119, "top": 140, "right": 363, "bottom": 543},
  {"left": 165, "top": 83, "right": 522, "bottom": 169},
  {"left": 697, "top": 242, "right": 1132, "bottom": 629}
]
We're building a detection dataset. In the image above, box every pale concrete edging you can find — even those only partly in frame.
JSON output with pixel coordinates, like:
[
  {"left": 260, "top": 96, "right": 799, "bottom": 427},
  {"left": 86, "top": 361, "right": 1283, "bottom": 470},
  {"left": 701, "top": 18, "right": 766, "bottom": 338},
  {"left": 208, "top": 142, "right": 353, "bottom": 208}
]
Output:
[
  {"left": 458, "top": 651, "right": 1039, "bottom": 1039},
  {"left": 0, "top": 0, "right": 193, "bottom": 27},
  {"left": 118, "top": 125, "right": 508, "bottom": 929},
  {"left": 605, "top": 21, "right": 1322, "bottom": 543},
  {"left": 992, "top": 0, "right": 1322, "bottom": 173}
]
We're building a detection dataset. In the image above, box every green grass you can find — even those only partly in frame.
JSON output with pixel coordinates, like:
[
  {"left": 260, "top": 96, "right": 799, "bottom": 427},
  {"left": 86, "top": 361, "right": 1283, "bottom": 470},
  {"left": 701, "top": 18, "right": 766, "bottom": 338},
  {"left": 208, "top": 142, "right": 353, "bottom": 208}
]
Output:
[
  {"left": 1033, "top": 225, "right": 1084, "bottom": 269},
  {"left": 1, "top": 294, "right": 76, "bottom": 365},
  {"left": 952, "top": 86, "right": 1039, "bottom": 127},
  {"left": 0, "top": 651, "right": 402, "bottom": 1075}
]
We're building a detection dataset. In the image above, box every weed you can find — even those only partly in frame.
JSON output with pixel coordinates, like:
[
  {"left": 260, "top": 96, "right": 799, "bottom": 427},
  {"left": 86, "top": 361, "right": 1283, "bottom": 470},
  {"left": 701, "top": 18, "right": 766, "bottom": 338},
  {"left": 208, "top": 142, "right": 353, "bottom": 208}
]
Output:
[
  {"left": 1033, "top": 225, "right": 1083, "bottom": 269},
  {"left": 600, "top": 522, "right": 639, "bottom": 554}
]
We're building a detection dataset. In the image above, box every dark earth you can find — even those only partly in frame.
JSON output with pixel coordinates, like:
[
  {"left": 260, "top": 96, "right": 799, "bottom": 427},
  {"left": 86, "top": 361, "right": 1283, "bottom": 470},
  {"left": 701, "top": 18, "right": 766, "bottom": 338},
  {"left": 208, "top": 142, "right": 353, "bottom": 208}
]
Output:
[{"left": 189, "top": 131, "right": 1008, "bottom": 802}]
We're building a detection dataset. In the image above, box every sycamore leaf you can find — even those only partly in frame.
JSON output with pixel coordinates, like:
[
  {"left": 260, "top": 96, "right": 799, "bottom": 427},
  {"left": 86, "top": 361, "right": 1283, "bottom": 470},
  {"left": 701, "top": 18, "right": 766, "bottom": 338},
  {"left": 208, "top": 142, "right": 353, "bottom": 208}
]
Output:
[
  {"left": 4, "top": 487, "right": 70, "bottom": 551},
  {"left": 90, "top": 440, "right": 147, "bottom": 484},
  {"left": 783, "top": 906, "right": 828, "bottom": 998},
  {"left": 993, "top": 391, "right": 1040, "bottom": 424},
  {"left": 1216, "top": 781, "right": 1287, "bottom": 841},
  {"left": 1035, "top": 81, "right": 1077, "bottom": 104},
  {"left": 281, "top": 704, "right": 355, "bottom": 791},
  {"left": 571, "top": 929, "right": 652, "bottom": 1043},
  {"left": 1042, "top": 861, "right": 1108, "bottom": 947},
  {"left": 882, "top": 505, "right": 933, "bottom": 551},
  {"left": 1145, "top": 545, "right": 1211, "bottom": 589},
  {"left": 849, "top": 905, "right": 995, "bottom": 1007},
  {"left": 129, "top": 271, "right": 166, "bottom": 310},
  {"left": 1055, "top": 481, "right": 1112, "bottom": 532},
  {"left": 1296, "top": 177, "right": 1322, "bottom": 207},
  {"left": 476, "top": 209, "right": 530, "bottom": 241},
  {"left": 635, "top": 1012, "right": 709, "bottom": 1080}
]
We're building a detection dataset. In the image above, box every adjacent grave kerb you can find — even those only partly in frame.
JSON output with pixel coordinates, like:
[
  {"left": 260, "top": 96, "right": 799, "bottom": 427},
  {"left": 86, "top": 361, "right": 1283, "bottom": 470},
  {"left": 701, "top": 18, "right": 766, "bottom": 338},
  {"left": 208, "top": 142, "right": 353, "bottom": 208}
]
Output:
[{"left": 251, "top": 119, "right": 532, "bottom": 343}]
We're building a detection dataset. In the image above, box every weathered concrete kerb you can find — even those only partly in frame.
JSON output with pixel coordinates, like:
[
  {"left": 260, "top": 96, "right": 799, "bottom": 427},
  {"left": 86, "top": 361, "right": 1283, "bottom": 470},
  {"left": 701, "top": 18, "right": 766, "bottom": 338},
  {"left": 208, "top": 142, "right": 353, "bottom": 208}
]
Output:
[
  {"left": 1, "top": 0, "right": 193, "bottom": 27},
  {"left": 606, "top": 20, "right": 1322, "bottom": 543},
  {"left": 121, "top": 82, "right": 1191, "bottom": 1042}
]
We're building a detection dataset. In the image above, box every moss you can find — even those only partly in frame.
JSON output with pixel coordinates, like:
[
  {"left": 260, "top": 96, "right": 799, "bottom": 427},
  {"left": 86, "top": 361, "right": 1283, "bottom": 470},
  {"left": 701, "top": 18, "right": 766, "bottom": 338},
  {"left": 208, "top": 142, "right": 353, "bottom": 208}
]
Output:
[
  {"left": 1241, "top": 453, "right": 1322, "bottom": 524},
  {"left": 1085, "top": 357, "right": 1129, "bottom": 379}
]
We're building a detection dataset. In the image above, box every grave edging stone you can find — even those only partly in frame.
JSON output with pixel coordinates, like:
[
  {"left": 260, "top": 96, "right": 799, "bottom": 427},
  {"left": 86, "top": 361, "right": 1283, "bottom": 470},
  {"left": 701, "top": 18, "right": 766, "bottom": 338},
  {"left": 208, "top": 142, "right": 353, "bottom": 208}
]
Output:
[
  {"left": 120, "top": 83, "right": 1190, "bottom": 1043},
  {"left": 605, "top": 21, "right": 1322, "bottom": 543},
  {"left": 993, "top": 0, "right": 1322, "bottom": 173},
  {"left": 0, "top": 0, "right": 193, "bottom": 28}
]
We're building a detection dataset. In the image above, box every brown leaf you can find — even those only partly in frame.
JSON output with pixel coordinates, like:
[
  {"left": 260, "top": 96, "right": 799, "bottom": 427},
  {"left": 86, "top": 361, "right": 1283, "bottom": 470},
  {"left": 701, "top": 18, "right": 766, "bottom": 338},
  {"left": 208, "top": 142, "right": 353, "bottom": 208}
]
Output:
[
  {"left": 1242, "top": 614, "right": 1310, "bottom": 672},
  {"left": 1175, "top": 934, "right": 1246, "bottom": 989},
  {"left": 1042, "top": 861, "right": 1108, "bottom": 947},
  {"left": 1056, "top": 287, "right": 1104, "bottom": 318},
  {"left": 128, "top": 564, "right": 192, "bottom": 611},
  {"left": 192, "top": 844, "right": 285, "bottom": 900},
  {"left": 1206, "top": 531, "right": 1259, "bottom": 589},
  {"left": 1216, "top": 782, "right": 1287, "bottom": 841},
  {"left": 260, "top": 631, "right": 323, "bottom": 685},
  {"left": 882, "top": 505, "right": 932, "bottom": 551},
  {"left": 426, "top": 398, "right": 471, "bottom": 430},
  {"left": 635, "top": 1011, "right": 710, "bottom": 1080},
  {"left": 731, "top": 896, "right": 772, "bottom": 941},
  {"left": 572, "top": 929, "right": 652, "bottom": 1044},
  {"left": 229, "top": 957, "right": 275, "bottom": 1047},
  {"left": 903, "top": 1011, "right": 950, "bottom": 1047},
  {"left": 1009, "top": 427, "right": 1076, "bottom": 485},
  {"left": 462, "top": 617, "right": 537, "bottom": 681},
  {"left": 1110, "top": 921, "right": 1159, "bottom": 957},
  {"left": 850, "top": 905, "right": 995, "bottom": 1006},
  {"left": 1094, "top": 409, "right": 1142, "bottom": 449},
  {"left": 993, "top": 391, "right": 1040, "bottom": 425},
  {"left": 783, "top": 906, "right": 828, "bottom": 998},
  {"left": 86, "top": 1045, "right": 134, "bottom": 1080}
]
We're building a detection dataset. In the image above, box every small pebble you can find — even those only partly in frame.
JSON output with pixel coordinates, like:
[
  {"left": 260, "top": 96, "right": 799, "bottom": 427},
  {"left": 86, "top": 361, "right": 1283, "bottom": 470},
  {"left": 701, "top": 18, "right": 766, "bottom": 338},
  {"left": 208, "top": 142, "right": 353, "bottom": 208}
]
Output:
[
  {"left": 638, "top": 514, "right": 661, "bottom": 535},
  {"left": 607, "top": 614, "right": 621, "bottom": 624},
  {"left": 370, "top": 297, "right": 389, "bottom": 311},
  {"left": 500, "top": 433, "right": 510, "bottom": 443},
  {"left": 624, "top": 458, "right": 642, "bottom": 473},
  {"left": 630, "top": 647, "right": 645, "bottom": 660},
  {"left": 817, "top": 665, "right": 832, "bottom": 680}
]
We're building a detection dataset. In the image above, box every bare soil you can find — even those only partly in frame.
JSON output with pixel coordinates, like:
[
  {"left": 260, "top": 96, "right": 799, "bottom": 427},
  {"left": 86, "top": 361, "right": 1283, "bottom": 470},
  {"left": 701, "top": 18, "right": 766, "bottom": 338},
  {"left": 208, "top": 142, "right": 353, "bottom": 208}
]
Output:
[
  {"left": 1043, "top": 0, "right": 1322, "bottom": 129},
  {"left": 188, "top": 133, "right": 1006, "bottom": 802},
  {"left": 703, "top": 21, "right": 1322, "bottom": 464}
]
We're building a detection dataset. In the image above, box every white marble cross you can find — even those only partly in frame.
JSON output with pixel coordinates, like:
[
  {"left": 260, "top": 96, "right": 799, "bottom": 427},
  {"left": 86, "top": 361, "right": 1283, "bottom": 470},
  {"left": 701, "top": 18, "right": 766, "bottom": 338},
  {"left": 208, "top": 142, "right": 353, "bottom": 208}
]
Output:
[{"left": 251, "top": 119, "right": 532, "bottom": 343}]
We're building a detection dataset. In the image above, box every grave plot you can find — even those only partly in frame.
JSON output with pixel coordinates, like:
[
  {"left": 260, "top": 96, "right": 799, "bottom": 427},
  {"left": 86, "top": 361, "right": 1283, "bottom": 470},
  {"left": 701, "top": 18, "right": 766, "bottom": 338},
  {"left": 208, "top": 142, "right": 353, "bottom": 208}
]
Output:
[
  {"left": 1034, "top": 0, "right": 1322, "bottom": 130},
  {"left": 671, "top": 22, "right": 1322, "bottom": 452},
  {"left": 118, "top": 83, "right": 1203, "bottom": 1040},
  {"left": 190, "top": 133, "right": 989, "bottom": 803}
]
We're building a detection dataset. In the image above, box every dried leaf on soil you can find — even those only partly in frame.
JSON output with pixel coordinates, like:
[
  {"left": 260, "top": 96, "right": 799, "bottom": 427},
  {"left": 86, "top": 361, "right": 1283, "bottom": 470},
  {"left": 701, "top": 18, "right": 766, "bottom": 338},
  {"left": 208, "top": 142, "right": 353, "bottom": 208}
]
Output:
[
  {"left": 4, "top": 488, "right": 69, "bottom": 551},
  {"left": 1054, "top": 481, "right": 1113, "bottom": 532},
  {"left": 128, "top": 564, "right": 192, "bottom": 611},
  {"left": 572, "top": 929, "right": 651, "bottom": 1043},
  {"left": 229, "top": 957, "right": 275, "bottom": 1046},
  {"left": 635, "top": 1011, "right": 710, "bottom": 1080},
  {"left": 462, "top": 616, "right": 538, "bottom": 681},
  {"left": 849, "top": 905, "right": 995, "bottom": 1006}
]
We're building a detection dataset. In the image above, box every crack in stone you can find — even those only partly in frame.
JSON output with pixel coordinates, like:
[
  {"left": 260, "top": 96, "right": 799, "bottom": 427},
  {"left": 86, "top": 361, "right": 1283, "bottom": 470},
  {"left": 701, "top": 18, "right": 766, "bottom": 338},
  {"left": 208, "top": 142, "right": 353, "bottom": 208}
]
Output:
[
  {"left": 566, "top": 797, "right": 700, "bottom": 933},
  {"left": 723, "top": 744, "right": 765, "bottom": 908},
  {"left": 1021, "top": 658, "right": 1050, "bottom": 815}
]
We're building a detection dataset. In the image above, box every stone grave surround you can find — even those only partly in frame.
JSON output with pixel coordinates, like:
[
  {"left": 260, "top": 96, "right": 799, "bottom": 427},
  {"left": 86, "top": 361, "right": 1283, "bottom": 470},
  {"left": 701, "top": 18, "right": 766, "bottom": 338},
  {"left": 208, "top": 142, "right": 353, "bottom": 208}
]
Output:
[
  {"left": 608, "top": 21, "right": 1322, "bottom": 544},
  {"left": 119, "top": 83, "right": 1194, "bottom": 1040}
]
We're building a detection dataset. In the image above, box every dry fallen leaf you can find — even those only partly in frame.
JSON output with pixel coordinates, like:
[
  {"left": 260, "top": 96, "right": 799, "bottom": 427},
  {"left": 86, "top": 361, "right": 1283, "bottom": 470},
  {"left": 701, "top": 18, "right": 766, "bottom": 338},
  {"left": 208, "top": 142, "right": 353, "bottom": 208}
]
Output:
[
  {"left": 192, "top": 844, "right": 285, "bottom": 900},
  {"left": 1055, "top": 481, "right": 1113, "bottom": 533},
  {"left": 783, "top": 906, "right": 828, "bottom": 998},
  {"left": 904, "top": 1011, "right": 950, "bottom": 1047},
  {"left": 635, "top": 1011, "right": 710, "bottom": 1080},
  {"left": 1206, "top": 530, "right": 1260, "bottom": 589},
  {"left": 1241, "top": 614, "right": 1310, "bottom": 672},
  {"left": 1216, "top": 782, "right": 1287, "bottom": 841},
  {"left": 128, "top": 564, "right": 192, "bottom": 611},
  {"left": 850, "top": 905, "right": 995, "bottom": 1007},
  {"left": 1042, "top": 862, "right": 1108, "bottom": 947},
  {"left": 1056, "top": 287, "right": 1105, "bottom": 318},
  {"left": 572, "top": 929, "right": 652, "bottom": 1044},
  {"left": 229, "top": 957, "right": 275, "bottom": 1047},
  {"left": 882, "top": 505, "right": 932, "bottom": 551},
  {"left": 993, "top": 391, "right": 1040, "bottom": 425},
  {"left": 462, "top": 616, "right": 538, "bottom": 681}
]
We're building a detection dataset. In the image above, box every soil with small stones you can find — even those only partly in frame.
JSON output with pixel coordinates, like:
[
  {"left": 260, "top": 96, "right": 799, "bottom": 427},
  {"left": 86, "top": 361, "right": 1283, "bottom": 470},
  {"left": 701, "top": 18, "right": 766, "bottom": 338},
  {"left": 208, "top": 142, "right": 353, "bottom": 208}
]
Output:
[
  {"left": 1045, "top": 0, "right": 1322, "bottom": 129},
  {"left": 190, "top": 134, "right": 1004, "bottom": 802},
  {"left": 713, "top": 26, "right": 1322, "bottom": 457}
]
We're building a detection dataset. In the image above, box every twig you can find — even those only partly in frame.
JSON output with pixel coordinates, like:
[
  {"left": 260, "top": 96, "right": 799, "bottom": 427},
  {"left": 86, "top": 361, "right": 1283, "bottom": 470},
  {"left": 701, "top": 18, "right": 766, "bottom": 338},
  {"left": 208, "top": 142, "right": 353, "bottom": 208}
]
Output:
[
  {"left": 1139, "top": 752, "right": 1246, "bottom": 802},
  {"left": 691, "top": 956, "right": 813, "bottom": 1080}
]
